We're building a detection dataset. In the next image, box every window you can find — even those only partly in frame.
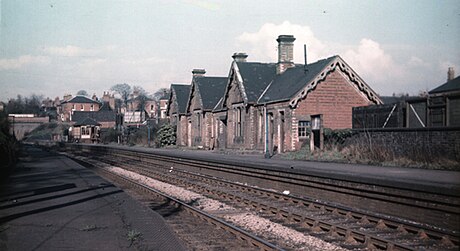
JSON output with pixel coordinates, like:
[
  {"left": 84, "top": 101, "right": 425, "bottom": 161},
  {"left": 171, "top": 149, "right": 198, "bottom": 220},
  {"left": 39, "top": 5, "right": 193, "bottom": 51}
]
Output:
[
  {"left": 236, "top": 107, "right": 243, "bottom": 137},
  {"left": 258, "top": 111, "right": 263, "bottom": 143},
  {"left": 298, "top": 121, "right": 311, "bottom": 138},
  {"left": 80, "top": 104, "right": 84, "bottom": 111},
  {"left": 196, "top": 112, "right": 201, "bottom": 135},
  {"left": 72, "top": 104, "right": 76, "bottom": 110},
  {"left": 90, "top": 104, "right": 94, "bottom": 111}
]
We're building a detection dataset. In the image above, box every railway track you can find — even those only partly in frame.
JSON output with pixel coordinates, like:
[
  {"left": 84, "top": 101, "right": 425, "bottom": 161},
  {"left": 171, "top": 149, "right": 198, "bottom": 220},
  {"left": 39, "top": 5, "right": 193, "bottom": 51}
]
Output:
[
  {"left": 64, "top": 144, "right": 459, "bottom": 250},
  {"left": 81, "top": 158, "right": 282, "bottom": 251}
]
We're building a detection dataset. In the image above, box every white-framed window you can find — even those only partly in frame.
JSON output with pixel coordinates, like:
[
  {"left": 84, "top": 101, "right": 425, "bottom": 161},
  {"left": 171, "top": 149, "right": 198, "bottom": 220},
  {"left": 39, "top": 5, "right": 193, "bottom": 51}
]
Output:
[
  {"left": 90, "top": 104, "right": 94, "bottom": 111},
  {"left": 80, "top": 104, "right": 84, "bottom": 111},
  {"left": 298, "top": 121, "right": 311, "bottom": 138}
]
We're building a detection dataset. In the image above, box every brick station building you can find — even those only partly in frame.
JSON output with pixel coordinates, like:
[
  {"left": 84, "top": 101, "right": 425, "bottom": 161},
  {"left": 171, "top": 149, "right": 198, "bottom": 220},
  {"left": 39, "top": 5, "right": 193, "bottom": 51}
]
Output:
[
  {"left": 173, "top": 35, "right": 382, "bottom": 154},
  {"left": 168, "top": 83, "right": 191, "bottom": 146}
]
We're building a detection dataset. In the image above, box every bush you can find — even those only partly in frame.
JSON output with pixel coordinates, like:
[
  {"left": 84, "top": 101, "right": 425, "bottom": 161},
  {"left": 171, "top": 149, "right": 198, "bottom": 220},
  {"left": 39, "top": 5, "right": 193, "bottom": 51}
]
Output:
[
  {"left": 127, "top": 127, "right": 148, "bottom": 146},
  {"left": 100, "top": 128, "right": 121, "bottom": 144},
  {"left": 156, "top": 123, "right": 176, "bottom": 147}
]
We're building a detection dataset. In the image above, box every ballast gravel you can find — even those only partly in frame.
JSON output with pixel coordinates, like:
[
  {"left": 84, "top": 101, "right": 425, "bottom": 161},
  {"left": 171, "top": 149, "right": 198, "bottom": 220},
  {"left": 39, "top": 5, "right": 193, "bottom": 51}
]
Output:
[{"left": 100, "top": 163, "right": 345, "bottom": 251}]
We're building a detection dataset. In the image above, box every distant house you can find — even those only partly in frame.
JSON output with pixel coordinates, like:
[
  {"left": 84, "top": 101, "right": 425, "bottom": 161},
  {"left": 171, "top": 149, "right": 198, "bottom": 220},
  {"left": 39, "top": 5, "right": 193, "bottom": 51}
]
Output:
[
  {"left": 159, "top": 95, "right": 169, "bottom": 120},
  {"left": 60, "top": 95, "right": 101, "bottom": 122},
  {"left": 185, "top": 69, "right": 227, "bottom": 148},
  {"left": 126, "top": 95, "right": 157, "bottom": 120},
  {"left": 70, "top": 117, "right": 100, "bottom": 143},
  {"left": 71, "top": 102, "right": 118, "bottom": 129},
  {"left": 167, "top": 84, "right": 191, "bottom": 146}
]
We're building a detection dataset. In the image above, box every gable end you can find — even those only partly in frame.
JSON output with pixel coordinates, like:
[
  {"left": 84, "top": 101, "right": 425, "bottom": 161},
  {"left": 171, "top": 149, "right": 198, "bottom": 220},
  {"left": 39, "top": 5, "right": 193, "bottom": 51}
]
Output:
[{"left": 289, "top": 57, "right": 382, "bottom": 108}]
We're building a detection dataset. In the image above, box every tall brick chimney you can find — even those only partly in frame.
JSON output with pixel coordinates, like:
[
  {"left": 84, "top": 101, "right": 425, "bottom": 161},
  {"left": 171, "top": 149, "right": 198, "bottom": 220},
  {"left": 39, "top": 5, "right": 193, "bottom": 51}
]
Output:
[
  {"left": 448, "top": 67, "right": 455, "bottom": 81},
  {"left": 232, "top": 52, "right": 248, "bottom": 62},
  {"left": 276, "top": 35, "right": 296, "bottom": 74},
  {"left": 192, "top": 69, "right": 206, "bottom": 77}
]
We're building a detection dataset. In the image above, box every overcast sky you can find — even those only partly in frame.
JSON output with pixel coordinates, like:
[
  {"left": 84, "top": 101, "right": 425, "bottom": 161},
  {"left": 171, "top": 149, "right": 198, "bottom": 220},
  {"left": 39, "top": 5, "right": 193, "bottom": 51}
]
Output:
[{"left": 1, "top": 0, "right": 459, "bottom": 101}]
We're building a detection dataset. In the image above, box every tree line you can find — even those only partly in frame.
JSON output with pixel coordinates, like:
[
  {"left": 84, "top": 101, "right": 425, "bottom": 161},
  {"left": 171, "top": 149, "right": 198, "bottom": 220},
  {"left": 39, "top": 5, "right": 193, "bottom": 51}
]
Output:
[{"left": 3, "top": 84, "right": 170, "bottom": 115}]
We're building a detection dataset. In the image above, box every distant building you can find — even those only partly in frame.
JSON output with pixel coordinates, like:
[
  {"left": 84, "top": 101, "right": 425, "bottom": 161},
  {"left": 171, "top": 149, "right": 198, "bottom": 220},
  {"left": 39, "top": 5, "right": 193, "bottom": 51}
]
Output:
[
  {"left": 70, "top": 117, "right": 100, "bottom": 143},
  {"left": 60, "top": 95, "right": 101, "bottom": 122},
  {"left": 71, "top": 102, "right": 118, "bottom": 129},
  {"left": 125, "top": 95, "right": 157, "bottom": 120},
  {"left": 159, "top": 96, "right": 169, "bottom": 120},
  {"left": 353, "top": 67, "right": 460, "bottom": 128},
  {"left": 428, "top": 68, "right": 460, "bottom": 127}
]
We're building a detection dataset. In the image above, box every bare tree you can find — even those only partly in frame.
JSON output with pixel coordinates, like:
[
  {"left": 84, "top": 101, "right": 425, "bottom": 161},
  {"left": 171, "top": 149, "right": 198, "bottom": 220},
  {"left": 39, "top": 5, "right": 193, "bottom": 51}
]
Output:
[
  {"left": 133, "top": 85, "right": 147, "bottom": 96},
  {"left": 136, "top": 93, "right": 150, "bottom": 111},
  {"left": 152, "top": 88, "right": 170, "bottom": 102},
  {"left": 6, "top": 94, "right": 43, "bottom": 115},
  {"left": 111, "top": 83, "right": 132, "bottom": 107}
]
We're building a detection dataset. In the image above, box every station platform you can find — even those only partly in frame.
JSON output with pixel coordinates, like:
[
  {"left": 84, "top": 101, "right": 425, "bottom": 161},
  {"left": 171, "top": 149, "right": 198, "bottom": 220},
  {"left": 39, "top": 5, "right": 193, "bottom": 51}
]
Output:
[
  {"left": 109, "top": 144, "right": 460, "bottom": 196},
  {"left": 0, "top": 145, "right": 186, "bottom": 251}
]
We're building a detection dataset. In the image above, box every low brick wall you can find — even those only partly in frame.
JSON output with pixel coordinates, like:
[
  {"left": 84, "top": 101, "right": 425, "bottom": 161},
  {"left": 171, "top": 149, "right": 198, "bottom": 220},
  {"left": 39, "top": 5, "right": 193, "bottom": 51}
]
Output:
[{"left": 352, "top": 127, "right": 460, "bottom": 160}]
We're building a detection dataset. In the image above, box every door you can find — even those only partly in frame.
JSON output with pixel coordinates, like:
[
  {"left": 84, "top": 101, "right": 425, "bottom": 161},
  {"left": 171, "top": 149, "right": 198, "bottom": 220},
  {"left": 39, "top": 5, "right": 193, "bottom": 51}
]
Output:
[
  {"left": 279, "top": 111, "right": 285, "bottom": 153},
  {"left": 218, "top": 119, "right": 227, "bottom": 149}
]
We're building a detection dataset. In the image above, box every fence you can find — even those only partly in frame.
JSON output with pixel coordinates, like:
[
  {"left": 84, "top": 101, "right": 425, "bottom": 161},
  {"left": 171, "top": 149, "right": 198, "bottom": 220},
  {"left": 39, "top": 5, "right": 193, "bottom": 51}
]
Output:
[{"left": 353, "top": 99, "right": 428, "bottom": 129}]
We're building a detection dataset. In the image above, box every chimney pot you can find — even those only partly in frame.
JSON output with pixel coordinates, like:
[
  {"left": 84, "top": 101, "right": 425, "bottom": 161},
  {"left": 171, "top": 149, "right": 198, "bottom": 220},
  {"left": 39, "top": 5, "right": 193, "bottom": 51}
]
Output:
[
  {"left": 448, "top": 67, "right": 455, "bottom": 81},
  {"left": 192, "top": 69, "right": 206, "bottom": 77},
  {"left": 232, "top": 52, "right": 248, "bottom": 62}
]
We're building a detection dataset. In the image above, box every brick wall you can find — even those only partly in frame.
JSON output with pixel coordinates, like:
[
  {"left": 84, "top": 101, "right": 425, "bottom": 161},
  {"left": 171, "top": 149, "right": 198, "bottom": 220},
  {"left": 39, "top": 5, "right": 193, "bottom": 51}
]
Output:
[
  {"left": 354, "top": 127, "right": 460, "bottom": 160},
  {"left": 295, "top": 70, "right": 373, "bottom": 129},
  {"left": 178, "top": 116, "right": 188, "bottom": 146},
  {"left": 62, "top": 102, "right": 100, "bottom": 122}
]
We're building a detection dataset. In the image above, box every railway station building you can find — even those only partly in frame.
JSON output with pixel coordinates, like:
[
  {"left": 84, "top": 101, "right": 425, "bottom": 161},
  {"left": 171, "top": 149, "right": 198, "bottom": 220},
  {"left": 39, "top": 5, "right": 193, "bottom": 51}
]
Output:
[
  {"left": 174, "top": 35, "right": 382, "bottom": 154},
  {"left": 184, "top": 69, "right": 227, "bottom": 149},
  {"left": 168, "top": 83, "right": 191, "bottom": 146}
]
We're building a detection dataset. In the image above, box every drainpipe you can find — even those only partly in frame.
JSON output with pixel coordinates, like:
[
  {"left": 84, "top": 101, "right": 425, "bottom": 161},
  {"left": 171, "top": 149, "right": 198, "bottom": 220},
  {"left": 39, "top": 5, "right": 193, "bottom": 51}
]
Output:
[{"left": 264, "top": 105, "right": 271, "bottom": 159}]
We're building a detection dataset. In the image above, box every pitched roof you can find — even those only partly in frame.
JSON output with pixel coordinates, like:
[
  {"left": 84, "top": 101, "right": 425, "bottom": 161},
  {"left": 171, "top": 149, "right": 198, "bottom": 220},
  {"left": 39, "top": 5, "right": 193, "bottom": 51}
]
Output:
[
  {"left": 258, "top": 56, "right": 337, "bottom": 103},
  {"left": 195, "top": 77, "right": 228, "bottom": 111},
  {"left": 429, "top": 76, "right": 460, "bottom": 94},
  {"left": 235, "top": 62, "right": 277, "bottom": 103},
  {"left": 72, "top": 110, "right": 116, "bottom": 123},
  {"left": 170, "top": 84, "right": 190, "bottom": 114},
  {"left": 74, "top": 117, "right": 101, "bottom": 126},
  {"left": 62, "top": 95, "right": 100, "bottom": 104},
  {"left": 99, "top": 101, "right": 113, "bottom": 111}
]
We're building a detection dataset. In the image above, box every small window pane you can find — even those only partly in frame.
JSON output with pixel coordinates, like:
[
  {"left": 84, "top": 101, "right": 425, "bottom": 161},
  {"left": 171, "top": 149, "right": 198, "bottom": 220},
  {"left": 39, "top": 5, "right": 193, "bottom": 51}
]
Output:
[{"left": 298, "top": 121, "right": 311, "bottom": 138}]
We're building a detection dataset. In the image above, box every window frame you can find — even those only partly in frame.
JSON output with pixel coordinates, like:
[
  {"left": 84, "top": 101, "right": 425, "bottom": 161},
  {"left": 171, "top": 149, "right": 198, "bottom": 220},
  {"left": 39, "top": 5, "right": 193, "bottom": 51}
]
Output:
[{"left": 298, "top": 120, "right": 311, "bottom": 138}]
